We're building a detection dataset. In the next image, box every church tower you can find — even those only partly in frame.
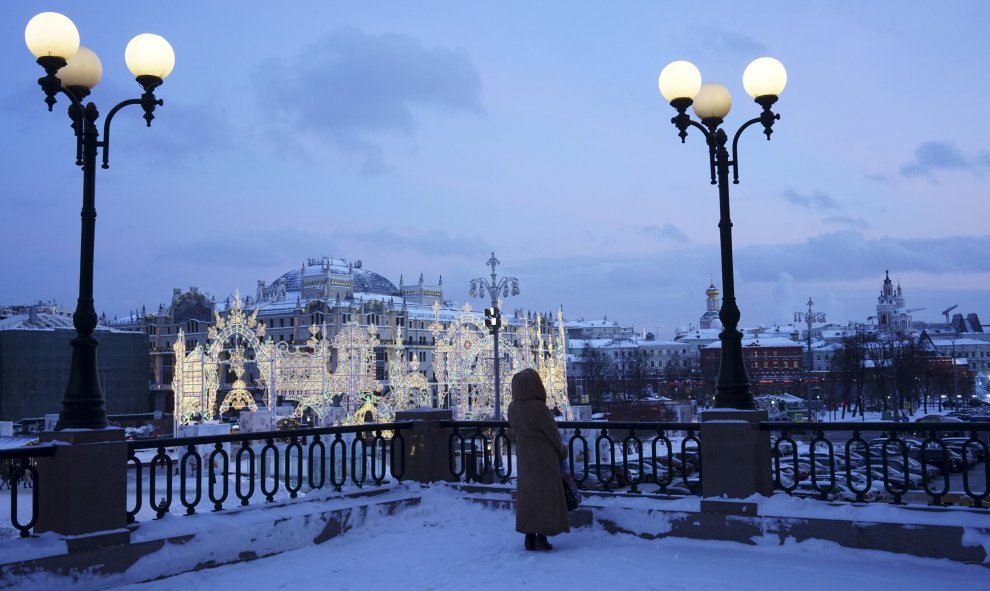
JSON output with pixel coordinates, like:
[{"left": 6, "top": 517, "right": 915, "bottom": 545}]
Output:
[
  {"left": 876, "top": 270, "right": 912, "bottom": 332},
  {"left": 700, "top": 281, "right": 720, "bottom": 329}
]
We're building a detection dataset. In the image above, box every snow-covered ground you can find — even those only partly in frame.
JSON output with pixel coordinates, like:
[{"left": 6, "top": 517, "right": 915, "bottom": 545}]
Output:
[{"left": 87, "top": 485, "right": 984, "bottom": 591}]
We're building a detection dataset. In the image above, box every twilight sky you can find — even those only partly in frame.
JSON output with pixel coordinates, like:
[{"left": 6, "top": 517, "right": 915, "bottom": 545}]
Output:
[{"left": 2, "top": 1, "right": 988, "bottom": 337}]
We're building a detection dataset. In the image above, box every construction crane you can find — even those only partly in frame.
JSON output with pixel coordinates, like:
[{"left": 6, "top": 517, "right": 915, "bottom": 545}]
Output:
[{"left": 942, "top": 304, "right": 958, "bottom": 325}]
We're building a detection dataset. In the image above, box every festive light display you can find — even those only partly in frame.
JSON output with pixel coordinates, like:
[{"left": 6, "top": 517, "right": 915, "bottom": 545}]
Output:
[
  {"left": 430, "top": 302, "right": 569, "bottom": 419},
  {"left": 329, "top": 321, "right": 383, "bottom": 424},
  {"left": 171, "top": 292, "right": 566, "bottom": 427},
  {"left": 257, "top": 324, "right": 334, "bottom": 422},
  {"left": 171, "top": 335, "right": 219, "bottom": 425},
  {"left": 378, "top": 325, "right": 433, "bottom": 423},
  {"left": 210, "top": 291, "right": 268, "bottom": 416}
]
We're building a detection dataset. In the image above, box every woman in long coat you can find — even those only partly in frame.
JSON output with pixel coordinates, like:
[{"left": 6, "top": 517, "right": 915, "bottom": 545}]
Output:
[{"left": 507, "top": 368, "right": 569, "bottom": 551}]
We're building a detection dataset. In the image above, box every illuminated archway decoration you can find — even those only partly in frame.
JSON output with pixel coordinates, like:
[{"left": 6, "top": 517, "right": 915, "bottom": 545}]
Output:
[
  {"left": 430, "top": 302, "right": 569, "bottom": 420},
  {"left": 352, "top": 396, "right": 379, "bottom": 424},
  {"left": 208, "top": 291, "right": 268, "bottom": 416},
  {"left": 171, "top": 334, "right": 220, "bottom": 425},
  {"left": 329, "top": 322, "right": 383, "bottom": 424},
  {"left": 257, "top": 324, "right": 334, "bottom": 421},
  {"left": 378, "top": 326, "right": 433, "bottom": 423},
  {"left": 431, "top": 302, "right": 518, "bottom": 419},
  {"left": 537, "top": 308, "right": 570, "bottom": 417}
]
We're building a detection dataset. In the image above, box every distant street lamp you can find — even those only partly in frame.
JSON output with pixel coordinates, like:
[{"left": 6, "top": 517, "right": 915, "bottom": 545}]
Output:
[
  {"left": 469, "top": 252, "right": 520, "bottom": 420},
  {"left": 658, "top": 57, "right": 786, "bottom": 410},
  {"left": 24, "top": 12, "right": 175, "bottom": 429},
  {"left": 794, "top": 297, "right": 826, "bottom": 397}
]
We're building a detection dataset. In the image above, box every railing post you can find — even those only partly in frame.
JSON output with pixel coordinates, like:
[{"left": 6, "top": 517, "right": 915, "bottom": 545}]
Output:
[
  {"left": 35, "top": 429, "right": 128, "bottom": 538},
  {"left": 394, "top": 408, "right": 457, "bottom": 484},
  {"left": 700, "top": 410, "right": 772, "bottom": 499}
]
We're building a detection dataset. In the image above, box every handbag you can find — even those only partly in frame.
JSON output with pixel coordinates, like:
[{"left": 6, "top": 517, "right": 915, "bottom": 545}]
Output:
[{"left": 560, "top": 459, "right": 582, "bottom": 511}]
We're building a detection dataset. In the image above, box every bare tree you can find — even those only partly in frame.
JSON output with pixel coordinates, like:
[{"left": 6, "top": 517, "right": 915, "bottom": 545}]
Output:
[
  {"left": 581, "top": 345, "right": 614, "bottom": 410},
  {"left": 863, "top": 335, "right": 896, "bottom": 413},
  {"left": 830, "top": 334, "right": 866, "bottom": 418},
  {"left": 619, "top": 349, "right": 649, "bottom": 399}
]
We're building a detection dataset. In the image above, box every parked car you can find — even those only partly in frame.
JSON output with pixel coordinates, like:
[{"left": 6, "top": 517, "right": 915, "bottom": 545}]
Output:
[
  {"left": 942, "top": 437, "right": 987, "bottom": 462},
  {"left": 574, "top": 463, "right": 629, "bottom": 489},
  {"left": 788, "top": 480, "right": 879, "bottom": 502}
]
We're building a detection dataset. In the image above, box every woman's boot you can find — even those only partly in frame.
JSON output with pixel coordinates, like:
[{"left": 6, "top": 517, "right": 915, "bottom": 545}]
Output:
[
  {"left": 524, "top": 533, "right": 536, "bottom": 551},
  {"left": 534, "top": 534, "right": 553, "bottom": 551}
]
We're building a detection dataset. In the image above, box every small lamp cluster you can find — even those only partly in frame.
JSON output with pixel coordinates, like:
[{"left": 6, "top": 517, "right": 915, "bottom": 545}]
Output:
[
  {"left": 25, "top": 11, "right": 174, "bottom": 99},
  {"left": 658, "top": 57, "right": 786, "bottom": 124}
]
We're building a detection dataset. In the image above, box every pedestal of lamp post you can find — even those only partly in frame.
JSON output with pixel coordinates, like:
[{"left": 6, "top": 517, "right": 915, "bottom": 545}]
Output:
[
  {"left": 36, "top": 429, "right": 128, "bottom": 538},
  {"left": 699, "top": 409, "right": 771, "bottom": 499},
  {"left": 394, "top": 408, "right": 458, "bottom": 484}
]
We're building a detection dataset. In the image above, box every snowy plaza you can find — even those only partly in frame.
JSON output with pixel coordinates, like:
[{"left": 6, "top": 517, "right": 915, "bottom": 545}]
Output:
[{"left": 9, "top": 485, "right": 987, "bottom": 591}]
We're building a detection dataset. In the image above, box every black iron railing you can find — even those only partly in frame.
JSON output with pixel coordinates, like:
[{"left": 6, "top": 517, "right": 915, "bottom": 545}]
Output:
[
  {"left": 0, "top": 445, "right": 57, "bottom": 537},
  {"left": 761, "top": 422, "right": 990, "bottom": 507},
  {"left": 126, "top": 422, "right": 411, "bottom": 523},
  {"left": 442, "top": 421, "right": 702, "bottom": 495}
]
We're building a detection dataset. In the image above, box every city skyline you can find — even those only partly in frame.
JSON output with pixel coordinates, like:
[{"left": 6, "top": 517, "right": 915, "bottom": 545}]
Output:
[{"left": 2, "top": 2, "right": 988, "bottom": 337}]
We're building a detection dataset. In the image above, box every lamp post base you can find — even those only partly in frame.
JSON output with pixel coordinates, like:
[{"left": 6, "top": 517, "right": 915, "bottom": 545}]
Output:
[{"left": 56, "top": 334, "right": 109, "bottom": 430}]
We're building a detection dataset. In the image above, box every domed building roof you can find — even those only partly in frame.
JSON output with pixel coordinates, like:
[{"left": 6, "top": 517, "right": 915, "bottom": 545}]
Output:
[
  {"left": 275, "top": 267, "right": 400, "bottom": 297},
  {"left": 259, "top": 257, "right": 400, "bottom": 305},
  {"left": 171, "top": 288, "right": 214, "bottom": 323}
]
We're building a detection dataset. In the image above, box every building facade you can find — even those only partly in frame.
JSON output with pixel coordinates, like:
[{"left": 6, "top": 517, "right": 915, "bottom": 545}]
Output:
[{"left": 0, "top": 304, "right": 151, "bottom": 422}]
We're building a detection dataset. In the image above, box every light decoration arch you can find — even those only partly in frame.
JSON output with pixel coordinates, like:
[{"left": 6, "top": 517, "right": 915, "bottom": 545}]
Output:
[
  {"left": 378, "top": 325, "right": 433, "bottom": 423},
  {"left": 430, "top": 302, "right": 568, "bottom": 420},
  {"left": 328, "top": 321, "right": 383, "bottom": 424},
  {"left": 208, "top": 291, "right": 268, "bottom": 416}
]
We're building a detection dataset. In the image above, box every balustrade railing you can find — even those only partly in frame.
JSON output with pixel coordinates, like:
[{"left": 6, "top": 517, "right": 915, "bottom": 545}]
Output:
[
  {"left": 6, "top": 417, "right": 990, "bottom": 543},
  {"left": 126, "top": 422, "right": 411, "bottom": 524},
  {"left": 762, "top": 422, "right": 990, "bottom": 507},
  {"left": 0, "top": 444, "right": 56, "bottom": 537},
  {"left": 441, "top": 421, "right": 702, "bottom": 495}
]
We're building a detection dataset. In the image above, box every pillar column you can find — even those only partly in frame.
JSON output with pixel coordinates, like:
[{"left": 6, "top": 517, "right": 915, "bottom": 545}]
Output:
[{"left": 699, "top": 409, "right": 771, "bottom": 499}]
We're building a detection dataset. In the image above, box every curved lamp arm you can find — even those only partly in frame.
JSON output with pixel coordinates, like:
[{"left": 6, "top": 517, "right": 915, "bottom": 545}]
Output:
[
  {"left": 730, "top": 102, "right": 781, "bottom": 184},
  {"left": 39, "top": 72, "right": 87, "bottom": 165},
  {"left": 100, "top": 89, "right": 163, "bottom": 169},
  {"left": 668, "top": 100, "right": 718, "bottom": 185}
]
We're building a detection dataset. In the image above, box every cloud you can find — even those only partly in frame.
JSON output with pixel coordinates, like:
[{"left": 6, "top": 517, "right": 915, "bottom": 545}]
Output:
[
  {"left": 865, "top": 172, "right": 893, "bottom": 184},
  {"left": 153, "top": 231, "right": 332, "bottom": 270},
  {"left": 782, "top": 189, "right": 868, "bottom": 229},
  {"left": 783, "top": 189, "right": 840, "bottom": 211},
  {"left": 689, "top": 25, "right": 766, "bottom": 56},
  {"left": 822, "top": 215, "right": 869, "bottom": 229},
  {"left": 736, "top": 231, "right": 990, "bottom": 282},
  {"left": 639, "top": 223, "right": 690, "bottom": 243},
  {"left": 353, "top": 229, "right": 489, "bottom": 257},
  {"left": 126, "top": 101, "right": 238, "bottom": 168},
  {"left": 900, "top": 140, "right": 989, "bottom": 179},
  {"left": 257, "top": 28, "right": 482, "bottom": 172}
]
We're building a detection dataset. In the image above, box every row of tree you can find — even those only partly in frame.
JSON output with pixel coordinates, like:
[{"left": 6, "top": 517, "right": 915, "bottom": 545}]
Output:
[
  {"left": 827, "top": 332, "right": 959, "bottom": 418},
  {"left": 571, "top": 332, "right": 967, "bottom": 416},
  {"left": 574, "top": 346, "right": 698, "bottom": 409}
]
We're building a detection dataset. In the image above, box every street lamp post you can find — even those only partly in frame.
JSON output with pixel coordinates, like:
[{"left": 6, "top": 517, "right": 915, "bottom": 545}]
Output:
[
  {"left": 658, "top": 58, "right": 787, "bottom": 410},
  {"left": 794, "top": 297, "right": 826, "bottom": 398},
  {"left": 469, "top": 252, "right": 520, "bottom": 420},
  {"left": 24, "top": 12, "right": 175, "bottom": 430}
]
